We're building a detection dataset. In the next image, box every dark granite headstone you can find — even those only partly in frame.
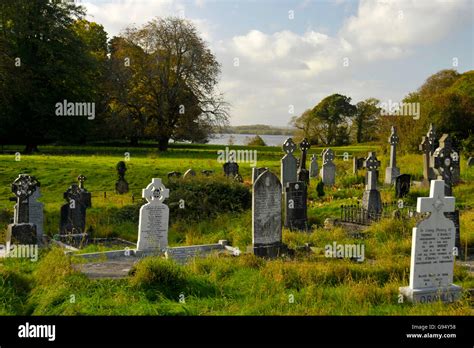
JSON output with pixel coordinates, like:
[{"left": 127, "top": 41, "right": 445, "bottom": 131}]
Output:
[
  {"left": 115, "top": 161, "right": 129, "bottom": 194},
  {"left": 445, "top": 210, "right": 461, "bottom": 258},
  {"left": 223, "top": 162, "right": 239, "bottom": 178},
  {"left": 297, "top": 138, "right": 311, "bottom": 185},
  {"left": 60, "top": 175, "right": 92, "bottom": 236},
  {"left": 395, "top": 174, "right": 411, "bottom": 198},
  {"left": 6, "top": 223, "right": 37, "bottom": 245},
  {"left": 284, "top": 182, "right": 308, "bottom": 231}
]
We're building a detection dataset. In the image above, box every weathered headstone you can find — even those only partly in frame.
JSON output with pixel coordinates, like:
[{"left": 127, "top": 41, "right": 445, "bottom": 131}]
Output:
[
  {"left": 353, "top": 157, "right": 364, "bottom": 174},
  {"left": 395, "top": 174, "right": 411, "bottom": 198},
  {"left": 309, "top": 154, "right": 318, "bottom": 178},
  {"left": 137, "top": 178, "right": 170, "bottom": 252},
  {"left": 252, "top": 170, "right": 282, "bottom": 258},
  {"left": 280, "top": 138, "right": 297, "bottom": 188},
  {"left": 320, "top": 148, "right": 336, "bottom": 186},
  {"left": 28, "top": 188, "right": 44, "bottom": 242},
  {"left": 183, "top": 169, "right": 196, "bottom": 179},
  {"left": 399, "top": 180, "right": 462, "bottom": 303},
  {"left": 167, "top": 171, "right": 182, "bottom": 179},
  {"left": 60, "top": 175, "right": 92, "bottom": 235},
  {"left": 362, "top": 152, "right": 382, "bottom": 216},
  {"left": 7, "top": 175, "right": 39, "bottom": 245},
  {"left": 426, "top": 123, "right": 438, "bottom": 180},
  {"left": 444, "top": 210, "right": 461, "bottom": 259},
  {"left": 252, "top": 167, "right": 268, "bottom": 184},
  {"left": 385, "top": 126, "right": 400, "bottom": 184},
  {"left": 451, "top": 150, "right": 461, "bottom": 185},
  {"left": 201, "top": 170, "right": 214, "bottom": 176},
  {"left": 284, "top": 182, "right": 307, "bottom": 231},
  {"left": 297, "top": 138, "right": 310, "bottom": 185},
  {"left": 115, "top": 161, "right": 129, "bottom": 194},
  {"left": 419, "top": 136, "right": 433, "bottom": 187},
  {"left": 223, "top": 161, "right": 239, "bottom": 178},
  {"left": 467, "top": 157, "right": 474, "bottom": 167},
  {"left": 433, "top": 134, "right": 456, "bottom": 196}
]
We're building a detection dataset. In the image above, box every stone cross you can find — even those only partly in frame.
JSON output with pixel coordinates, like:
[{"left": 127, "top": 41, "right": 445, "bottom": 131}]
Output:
[
  {"left": 77, "top": 175, "right": 86, "bottom": 190},
  {"left": 433, "top": 134, "right": 456, "bottom": 195},
  {"left": 399, "top": 180, "right": 462, "bottom": 303},
  {"left": 320, "top": 148, "right": 336, "bottom": 186},
  {"left": 426, "top": 123, "right": 437, "bottom": 156},
  {"left": 385, "top": 126, "right": 400, "bottom": 184},
  {"left": 59, "top": 176, "right": 92, "bottom": 235},
  {"left": 281, "top": 137, "right": 298, "bottom": 188},
  {"left": 137, "top": 178, "right": 170, "bottom": 252},
  {"left": 362, "top": 152, "right": 382, "bottom": 216},
  {"left": 297, "top": 138, "right": 310, "bottom": 184},
  {"left": 11, "top": 174, "right": 39, "bottom": 223},
  {"left": 419, "top": 136, "right": 432, "bottom": 186}
]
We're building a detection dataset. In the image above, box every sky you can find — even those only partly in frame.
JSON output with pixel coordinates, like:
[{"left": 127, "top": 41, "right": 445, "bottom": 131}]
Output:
[{"left": 82, "top": 0, "right": 474, "bottom": 126}]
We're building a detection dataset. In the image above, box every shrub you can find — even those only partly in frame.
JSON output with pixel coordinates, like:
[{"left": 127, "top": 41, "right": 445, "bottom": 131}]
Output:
[{"left": 246, "top": 135, "right": 266, "bottom": 146}]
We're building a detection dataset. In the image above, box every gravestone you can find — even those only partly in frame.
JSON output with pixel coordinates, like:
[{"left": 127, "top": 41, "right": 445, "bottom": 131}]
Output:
[
  {"left": 7, "top": 175, "right": 39, "bottom": 245},
  {"left": 399, "top": 180, "right": 462, "bottom": 303},
  {"left": 426, "top": 124, "right": 438, "bottom": 180},
  {"left": 362, "top": 152, "right": 382, "bottom": 216},
  {"left": 183, "top": 169, "right": 196, "bottom": 179},
  {"left": 137, "top": 178, "right": 170, "bottom": 252},
  {"left": 297, "top": 138, "right": 310, "bottom": 185},
  {"left": 280, "top": 138, "right": 297, "bottom": 188},
  {"left": 223, "top": 161, "right": 239, "bottom": 178},
  {"left": 309, "top": 154, "right": 318, "bottom": 178},
  {"left": 451, "top": 150, "right": 461, "bottom": 185},
  {"left": 201, "top": 170, "right": 214, "bottom": 176},
  {"left": 28, "top": 188, "right": 44, "bottom": 243},
  {"left": 433, "top": 134, "right": 456, "bottom": 196},
  {"left": 444, "top": 210, "right": 461, "bottom": 259},
  {"left": 115, "top": 161, "right": 129, "bottom": 194},
  {"left": 395, "top": 174, "right": 411, "bottom": 198},
  {"left": 384, "top": 126, "right": 400, "bottom": 184},
  {"left": 353, "top": 157, "right": 364, "bottom": 174},
  {"left": 419, "top": 136, "right": 434, "bottom": 187},
  {"left": 60, "top": 175, "right": 92, "bottom": 236},
  {"left": 320, "top": 148, "right": 336, "bottom": 186},
  {"left": 284, "top": 182, "right": 307, "bottom": 231},
  {"left": 252, "top": 167, "right": 268, "bottom": 184},
  {"left": 468, "top": 157, "right": 474, "bottom": 167},
  {"left": 252, "top": 170, "right": 282, "bottom": 258},
  {"left": 167, "top": 171, "right": 182, "bottom": 179}
]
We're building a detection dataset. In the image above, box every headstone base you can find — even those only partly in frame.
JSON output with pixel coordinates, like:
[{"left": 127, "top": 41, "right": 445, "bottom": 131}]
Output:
[
  {"left": 384, "top": 166, "right": 400, "bottom": 185},
  {"left": 399, "top": 285, "right": 462, "bottom": 304},
  {"left": 253, "top": 242, "right": 286, "bottom": 258},
  {"left": 362, "top": 190, "right": 382, "bottom": 216},
  {"left": 6, "top": 223, "right": 37, "bottom": 245}
]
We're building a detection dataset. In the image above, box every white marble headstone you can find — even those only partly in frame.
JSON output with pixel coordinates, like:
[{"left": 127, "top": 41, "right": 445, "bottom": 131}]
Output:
[
  {"left": 137, "top": 178, "right": 170, "bottom": 252},
  {"left": 399, "top": 180, "right": 462, "bottom": 303}
]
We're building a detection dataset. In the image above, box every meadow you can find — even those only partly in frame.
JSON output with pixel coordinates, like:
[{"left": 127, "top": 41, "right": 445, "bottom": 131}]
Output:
[{"left": 0, "top": 142, "right": 473, "bottom": 315}]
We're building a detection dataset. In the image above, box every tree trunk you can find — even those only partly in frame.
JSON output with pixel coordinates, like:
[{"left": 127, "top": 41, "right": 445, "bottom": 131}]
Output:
[
  {"left": 24, "top": 144, "right": 39, "bottom": 154},
  {"left": 158, "top": 137, "right": 169, "bottom": 151}
]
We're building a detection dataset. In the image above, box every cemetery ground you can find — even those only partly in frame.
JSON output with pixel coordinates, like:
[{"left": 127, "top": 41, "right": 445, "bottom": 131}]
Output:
[{"left": 0, "top": 143, "right": 473, "bottom": 315}]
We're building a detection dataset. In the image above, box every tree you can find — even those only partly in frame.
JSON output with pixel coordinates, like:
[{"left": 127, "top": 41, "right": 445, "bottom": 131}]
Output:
[
  {"left": 293, "top": 94, "right": 356, "bottom": 146},
  {"left": 352, "top": 98, "right": 380, "bottom": 143},
  {"left": 0, "top": 1, "right": 102, "bottom": 152},
  {"left": 109, "top": 17, "right": 228, "bottom": 150}
]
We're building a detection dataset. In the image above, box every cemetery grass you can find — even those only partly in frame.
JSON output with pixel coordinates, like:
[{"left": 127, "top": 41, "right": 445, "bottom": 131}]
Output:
[{"left": 0, "top": 144, "right": 473, "bottom": 315}]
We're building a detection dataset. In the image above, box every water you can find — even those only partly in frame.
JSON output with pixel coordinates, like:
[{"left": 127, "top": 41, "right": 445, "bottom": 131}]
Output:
[{"left": 207, "top": 133, "right": 289, "bottom": 147}]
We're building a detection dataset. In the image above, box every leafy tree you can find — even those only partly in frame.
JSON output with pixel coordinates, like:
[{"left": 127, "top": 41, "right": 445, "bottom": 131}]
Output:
[
  {"left": 0, "top": 0, "right": 101, "bottom": 152},
  {"left": 352, "top": 98, "right": 381, "bottom": 143},
  {"left": 109, "top": 17, "right": 228, "bottom": 150}
]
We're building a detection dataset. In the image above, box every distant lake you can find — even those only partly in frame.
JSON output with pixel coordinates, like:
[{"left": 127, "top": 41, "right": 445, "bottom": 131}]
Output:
[{"left": 207, "top": 133, "right": 290, "bottom": 146}]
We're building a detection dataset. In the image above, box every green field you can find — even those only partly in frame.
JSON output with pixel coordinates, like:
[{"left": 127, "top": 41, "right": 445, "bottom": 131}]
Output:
[{"left": 0, "top": 143, "right": 473, "bottom": 315}]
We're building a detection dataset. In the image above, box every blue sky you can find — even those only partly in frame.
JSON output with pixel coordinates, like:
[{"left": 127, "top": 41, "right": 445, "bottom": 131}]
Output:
[{"left": 83, "top": 0, "right": 474, "bottom": 126}]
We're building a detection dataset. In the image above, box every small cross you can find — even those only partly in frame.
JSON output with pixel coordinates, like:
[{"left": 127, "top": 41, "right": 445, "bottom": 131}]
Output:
[
  {"left": 363, "top": 152, "right": 380, "bottom": 171},
  {"left": 417, "top": 180, "right": 454, "bottom": 215},
  {"left": 142, "top": 178, "right": 170, "bottom": 204},
  {"left": 388, "top": 126, "right": 399, "bottom": 145},
  {"left": 282, "top": 138, "right": 297, "bottom": 154},
  {"left": 299, "top": 138, "right": 310, "bottom": 152},
  {"left": 12, "top": 174, "right": 38, "bottom": 199}
]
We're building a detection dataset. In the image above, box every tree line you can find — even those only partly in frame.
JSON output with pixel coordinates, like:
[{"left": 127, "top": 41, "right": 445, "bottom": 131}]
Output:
[
  {"left": 292, "top": 69, "right": 474, "bottom": 154},
  {"left": 0, "top": 0, "right": 228, "bottom": 152}
]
